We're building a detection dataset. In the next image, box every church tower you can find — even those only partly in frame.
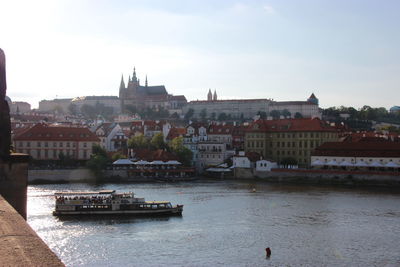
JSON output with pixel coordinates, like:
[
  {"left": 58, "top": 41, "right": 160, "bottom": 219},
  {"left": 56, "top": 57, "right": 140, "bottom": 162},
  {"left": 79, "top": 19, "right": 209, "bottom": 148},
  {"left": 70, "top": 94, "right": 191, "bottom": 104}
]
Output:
[
  {"left": 119, "top": 74, "right": 125, "bottom": 97},
  {"left": 119, "top": 74, "right": 126, "bottom": 112},
  {"left": 213, "top": 90, "right": 217, "bottom": 101},
  {"left": 207, "top": 89, "right": 212, "bottom": 101}
]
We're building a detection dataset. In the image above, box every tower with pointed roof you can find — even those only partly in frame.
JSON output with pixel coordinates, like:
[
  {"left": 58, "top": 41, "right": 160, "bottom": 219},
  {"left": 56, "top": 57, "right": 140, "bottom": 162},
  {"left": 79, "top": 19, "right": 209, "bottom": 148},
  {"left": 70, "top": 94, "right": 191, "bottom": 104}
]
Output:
[
  {"left": 207, "top": 89, "right": 212, "bottom": 101},
  {"left": 307, "top": 93, "right": 319, "bottom": 105},
  {"left": 119, "top": 66, "right": 186, "bottom": 113},
  {"left": 213, "top": 90, "right": 217, "bottom": 101}
]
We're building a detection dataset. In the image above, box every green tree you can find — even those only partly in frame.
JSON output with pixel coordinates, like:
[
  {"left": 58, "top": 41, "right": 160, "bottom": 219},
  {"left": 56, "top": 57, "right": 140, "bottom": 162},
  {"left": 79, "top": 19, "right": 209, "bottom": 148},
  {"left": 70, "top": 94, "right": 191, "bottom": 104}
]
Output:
[
  {"left": 269, "top": 110, "right": 281, "bottom": 119},
  {"left": 68, "top": 103, "right": 78, "bottom": 115},
  {"left": 81, "top": 104, "right": 97, "bottom": 119},
  {"left": 125, "top": 104, "right": 137, "bottom": 115},
  {"left": 282, "top": 109, "right": 291, "bottom": 118},
  {"left": 150, "top": 132, "right": 166, "bottom": 150},
  {"left": 257, "top": 111, "right": 267, "bottom": 119},
  {"left": 169, "top": 137, "right": 193, "bottom": 166},
  {"left": 199, "top": 108, "right": 207, "bottom": 121},
  {"left": 294, "top": 112, "right": 303, "bottom": 119},
  {"left": 111, "top": 151, "right": 127, "bottom": 162},
  {"left": 86, "top": 144, "right": 110, "bottom": 175},
  {"left": 218, "top": 112, "right": 227, "bottom": 121},
  {"left": 210, "top": 112, "right": 216, "bottom": 120},
  {"left": 128, "top": 134, "right": 149, "bottom": 149},
  {"left": 184, "top": 108, "right": 194, "bottom": 121}
]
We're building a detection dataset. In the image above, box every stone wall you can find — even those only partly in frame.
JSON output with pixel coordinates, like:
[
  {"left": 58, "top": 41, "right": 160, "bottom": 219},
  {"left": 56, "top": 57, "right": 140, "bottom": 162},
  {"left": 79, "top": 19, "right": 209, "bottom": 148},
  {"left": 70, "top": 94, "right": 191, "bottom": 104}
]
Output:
[
  {"left": 0, "top": 153, "right": 30, "bottom": 219},
  {"left": 0, "top": 195, "right": 64, "bottom": 266},
  {"left": 28, "top": 168, "right": 96, "bottom": 183},
  {"left": 233, "top": 167, "right": 400, "bottom": 186}
]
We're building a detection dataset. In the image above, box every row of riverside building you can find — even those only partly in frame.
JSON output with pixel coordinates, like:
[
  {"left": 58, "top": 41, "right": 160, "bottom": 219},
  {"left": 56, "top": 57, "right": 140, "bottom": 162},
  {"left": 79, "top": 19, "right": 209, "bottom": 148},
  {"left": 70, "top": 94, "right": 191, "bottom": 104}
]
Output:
[{"left": 11, "top": 116, "right": 400, "bottom": 173}]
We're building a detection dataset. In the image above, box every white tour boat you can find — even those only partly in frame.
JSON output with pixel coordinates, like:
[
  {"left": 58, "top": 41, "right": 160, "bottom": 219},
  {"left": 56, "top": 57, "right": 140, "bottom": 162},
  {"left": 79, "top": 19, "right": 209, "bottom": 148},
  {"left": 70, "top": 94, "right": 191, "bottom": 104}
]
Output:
[{"left": 53, "top": 190, "right": 183, "bottom": 216}]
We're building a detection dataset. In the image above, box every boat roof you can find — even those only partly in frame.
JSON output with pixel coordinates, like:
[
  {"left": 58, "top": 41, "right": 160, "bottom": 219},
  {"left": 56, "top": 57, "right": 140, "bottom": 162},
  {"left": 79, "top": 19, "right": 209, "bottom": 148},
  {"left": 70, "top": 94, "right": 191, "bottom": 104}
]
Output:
[
  {"left": 54, "top": 190, "right": 116, "bottom": 196},
  {"left": 145, "top": 201, "right": 171, "bottom": 204}
]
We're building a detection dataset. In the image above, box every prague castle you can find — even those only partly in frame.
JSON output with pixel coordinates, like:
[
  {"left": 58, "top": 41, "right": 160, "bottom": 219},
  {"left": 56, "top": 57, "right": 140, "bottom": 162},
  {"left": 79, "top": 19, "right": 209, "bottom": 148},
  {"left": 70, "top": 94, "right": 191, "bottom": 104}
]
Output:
[
  {"left": 183, "top": 90, "right": 321, "bottom": 119},
  {"left": 119, "top": 68, "right": 187, "bottom": 113}
]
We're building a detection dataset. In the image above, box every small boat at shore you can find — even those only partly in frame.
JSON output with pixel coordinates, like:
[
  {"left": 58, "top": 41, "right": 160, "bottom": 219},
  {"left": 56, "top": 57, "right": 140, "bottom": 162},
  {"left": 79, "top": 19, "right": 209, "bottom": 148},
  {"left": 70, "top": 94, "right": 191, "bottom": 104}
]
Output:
[{"left": 53, "top": 190, "right": 183, "bottom": 216}]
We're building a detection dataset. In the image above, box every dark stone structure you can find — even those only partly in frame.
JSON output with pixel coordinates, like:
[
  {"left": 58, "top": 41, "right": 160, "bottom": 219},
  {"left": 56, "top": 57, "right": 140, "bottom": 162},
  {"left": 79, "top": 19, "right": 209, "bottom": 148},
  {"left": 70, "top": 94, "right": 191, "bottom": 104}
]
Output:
[
  {"left": 0, "top": 48, "right": 11, "bottom": 160},
  {"left": 0, "top": 48, "right": 30, "bottom": 219}
]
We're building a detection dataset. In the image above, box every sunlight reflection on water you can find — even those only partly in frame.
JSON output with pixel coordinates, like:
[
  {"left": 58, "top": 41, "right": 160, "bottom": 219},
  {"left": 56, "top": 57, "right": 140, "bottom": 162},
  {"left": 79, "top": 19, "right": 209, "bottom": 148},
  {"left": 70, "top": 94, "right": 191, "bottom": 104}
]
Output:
[{"left": 28, "top": 181, "right": 400, "bottom": 267}]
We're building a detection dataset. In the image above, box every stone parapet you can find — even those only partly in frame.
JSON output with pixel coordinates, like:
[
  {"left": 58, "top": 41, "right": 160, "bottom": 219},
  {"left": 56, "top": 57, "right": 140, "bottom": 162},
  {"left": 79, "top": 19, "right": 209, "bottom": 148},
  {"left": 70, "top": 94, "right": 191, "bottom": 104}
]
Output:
[
  {"left": 0, "top": 153, "right": 30, "bottom": 219},
  {"left": 0, "top": 195, "right": 64, "bottom": 266}
]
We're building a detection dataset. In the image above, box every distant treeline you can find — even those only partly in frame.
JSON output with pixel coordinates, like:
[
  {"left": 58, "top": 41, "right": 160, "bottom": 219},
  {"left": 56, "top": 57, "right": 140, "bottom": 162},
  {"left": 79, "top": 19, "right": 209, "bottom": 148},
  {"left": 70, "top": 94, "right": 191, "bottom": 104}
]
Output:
[{"left": 323, "top": 105, "right": 400, "bottom": 131}]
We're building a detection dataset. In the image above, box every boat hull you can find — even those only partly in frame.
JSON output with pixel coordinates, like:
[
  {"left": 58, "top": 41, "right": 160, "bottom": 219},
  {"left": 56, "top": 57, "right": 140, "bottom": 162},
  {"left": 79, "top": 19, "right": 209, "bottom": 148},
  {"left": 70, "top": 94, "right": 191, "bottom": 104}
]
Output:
[{"left": 53, "top": 207, "right": 183, "bottom": 216}]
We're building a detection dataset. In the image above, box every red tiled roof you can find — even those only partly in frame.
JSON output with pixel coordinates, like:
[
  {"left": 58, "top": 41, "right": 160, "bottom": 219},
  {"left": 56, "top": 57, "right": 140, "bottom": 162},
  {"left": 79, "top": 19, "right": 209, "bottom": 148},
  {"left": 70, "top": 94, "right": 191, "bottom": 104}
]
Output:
[
  {"left": 343, "top": 132, "right": 400, "bottom": 142},
  {"left": 14, "top": 123, "right": 100, "bottom": 142},
  {"left": 312, "top": 141, "right": 400, "bottom": 157},
  {"left": 168, "top": 95, "right": 187, "bottom": 101},
  {"left": 208, "top": 124, "right": 234, "bottom": 135},
  {"left": 189, "top": 99, "right": 271, "bottom": 104},
  {"left": 246, "top": 118, "right": 337, "bottom": 133},
  {"left": 131, "top": 149, "right": 178, "bottom": 161},
  {"left": 166, "top": 127, "right": 186, "bottom": 140}
]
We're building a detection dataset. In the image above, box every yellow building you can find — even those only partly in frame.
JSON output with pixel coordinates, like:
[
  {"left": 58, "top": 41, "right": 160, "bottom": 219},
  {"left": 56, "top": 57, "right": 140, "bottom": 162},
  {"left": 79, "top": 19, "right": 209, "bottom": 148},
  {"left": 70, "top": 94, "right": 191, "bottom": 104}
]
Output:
[{"left": 244, "top": 118, "right": 339, "bottom": 167}]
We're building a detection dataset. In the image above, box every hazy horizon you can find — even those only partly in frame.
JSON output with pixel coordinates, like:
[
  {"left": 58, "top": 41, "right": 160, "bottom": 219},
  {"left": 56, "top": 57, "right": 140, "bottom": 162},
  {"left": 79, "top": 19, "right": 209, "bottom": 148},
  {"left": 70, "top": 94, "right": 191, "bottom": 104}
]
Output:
[{"left": 1, "top": 0, "right": 399, "bottom": 110}]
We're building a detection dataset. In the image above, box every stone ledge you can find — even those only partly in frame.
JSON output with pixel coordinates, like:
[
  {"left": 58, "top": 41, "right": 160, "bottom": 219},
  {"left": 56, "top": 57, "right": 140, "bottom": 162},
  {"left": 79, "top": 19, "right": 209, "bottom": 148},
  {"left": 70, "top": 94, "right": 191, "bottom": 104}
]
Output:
[{"left": 0, "top": 195, "right": 64, "bottom": 266}]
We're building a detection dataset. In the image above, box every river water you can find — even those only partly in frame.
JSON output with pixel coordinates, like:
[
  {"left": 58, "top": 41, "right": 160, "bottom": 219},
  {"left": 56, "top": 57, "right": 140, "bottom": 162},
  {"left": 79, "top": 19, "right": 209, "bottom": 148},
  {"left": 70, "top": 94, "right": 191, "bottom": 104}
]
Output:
[{"left": 27, "top": 181, "right": 400, "bottom": 266}]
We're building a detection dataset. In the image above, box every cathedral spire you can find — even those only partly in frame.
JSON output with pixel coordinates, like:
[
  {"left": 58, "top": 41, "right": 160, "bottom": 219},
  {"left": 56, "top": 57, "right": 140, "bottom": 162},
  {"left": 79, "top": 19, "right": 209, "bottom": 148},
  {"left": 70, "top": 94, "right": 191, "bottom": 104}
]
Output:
[
  {"left": 132, "top": 67, "right": 137, "bottom": 82},
  {"left": 213, "top": 90, "right": 217, "bottom": 101},
  {"left": 145, "top": 75, "right": 148, "bottom": 87},
  {"left": 119, "top": 74, "right": 125, "bottom": 89},
  {"left": 207, "top": 89, "right": 212, "bottom": 101}
]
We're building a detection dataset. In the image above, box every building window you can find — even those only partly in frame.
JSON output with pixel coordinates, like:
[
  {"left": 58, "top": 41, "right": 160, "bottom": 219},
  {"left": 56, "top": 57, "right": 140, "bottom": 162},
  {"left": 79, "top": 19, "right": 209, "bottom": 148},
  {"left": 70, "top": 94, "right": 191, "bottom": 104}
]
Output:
[
  {"left": 60, "top": 142, "right": 63, "bottom": 147},
  {"left": 37, "top": 142, "right": 41, "bottom": 147},
  {"left": 45, "top": 142, "right": 48, "bottom": 147},
  {"left": 53, "top": 142, "right": 57, "bottom": 148},
  {"left": 83, "top": 150, "right": 87, "bottom": 158},
  {"left": 67, "top": 142, "right": 70, "bottom": 147},
  {"left": 44, "top": 150, "right": 48, "bottom": 158},
  {"left": 37, "top": 150, "right": 41, "bottom": 158},
  {"left": 27, "top": 142, "right": 30, "bottom": 147}
]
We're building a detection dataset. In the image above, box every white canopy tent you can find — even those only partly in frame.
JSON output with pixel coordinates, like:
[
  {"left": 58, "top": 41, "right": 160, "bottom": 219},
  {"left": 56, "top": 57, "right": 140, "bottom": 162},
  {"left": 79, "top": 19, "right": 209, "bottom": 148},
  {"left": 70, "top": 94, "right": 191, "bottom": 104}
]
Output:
[
  {"left": 311, "top": 160, "right": 324, "bottom": 166},
  {"left": 325, "top": 160, "right": 339, "bottom": 166},
  {"left": 385, "top": 161, "right": 399, "bottom": 168},
  {"left": 354, "top": 161, "right": 369, "bottom": 167},
  {"left": 134, "top": 160, "right": 150, "bottom": 165},
  {"left": 339, "top": 161, "right": 354, "bottom": 167},
  {"left": 165, "top": 160, "right": 182, "bottom": 165},
  {"left": 112, "top": 159, "right": 134, "bottom": 165},
  {"left": 369, "top": 161, "right": 383, "bottom": 167},
  {"left": 151, "top": 160, "right": 166, "bottom": 165}
]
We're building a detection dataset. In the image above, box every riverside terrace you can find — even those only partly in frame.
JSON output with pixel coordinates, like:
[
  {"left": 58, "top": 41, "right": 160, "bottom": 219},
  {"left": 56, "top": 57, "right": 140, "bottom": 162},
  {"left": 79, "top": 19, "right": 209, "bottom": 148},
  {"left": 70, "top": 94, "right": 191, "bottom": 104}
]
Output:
[{"left": 111, "top": 159, "right": 195, "bottom": 178}]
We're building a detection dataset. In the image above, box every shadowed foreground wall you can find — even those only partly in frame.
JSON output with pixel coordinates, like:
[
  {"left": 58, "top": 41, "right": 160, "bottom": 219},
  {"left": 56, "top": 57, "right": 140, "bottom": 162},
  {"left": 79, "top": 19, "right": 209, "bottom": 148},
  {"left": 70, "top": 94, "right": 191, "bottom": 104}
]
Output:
[
  {"left": 0, "top": 153, "right": 30, "bottom": 219},
  {"left": 0, "top": 195, "right": 64, "bottom": 266}
]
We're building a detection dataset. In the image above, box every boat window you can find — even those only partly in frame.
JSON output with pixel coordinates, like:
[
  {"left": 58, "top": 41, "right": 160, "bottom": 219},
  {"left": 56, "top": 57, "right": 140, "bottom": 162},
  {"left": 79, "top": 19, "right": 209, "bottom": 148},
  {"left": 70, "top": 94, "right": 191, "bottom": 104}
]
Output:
[
  {"left": 167, "top": 203, "right": 172, "bottom": 208},
  {"left": 152, "top": 205, "right": 158, "bottom": 209},
  {"left": 159, "top": 204, "right": 165, "bottom": 208}
]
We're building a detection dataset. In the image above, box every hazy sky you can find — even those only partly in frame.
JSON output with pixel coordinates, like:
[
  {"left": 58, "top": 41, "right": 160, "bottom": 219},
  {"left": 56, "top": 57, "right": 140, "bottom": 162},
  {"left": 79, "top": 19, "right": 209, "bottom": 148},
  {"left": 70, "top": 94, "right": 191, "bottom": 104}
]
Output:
[{"left": 1, "top": 0, "right": 399, "bottom": 109}]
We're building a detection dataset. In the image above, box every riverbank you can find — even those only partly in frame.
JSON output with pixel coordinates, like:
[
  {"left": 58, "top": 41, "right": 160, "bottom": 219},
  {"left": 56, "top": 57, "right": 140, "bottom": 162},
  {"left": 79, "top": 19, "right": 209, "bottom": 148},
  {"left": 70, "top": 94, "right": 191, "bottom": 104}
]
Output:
[{"left": 29, "top": 168, "right": 400, "bottom": 187}]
